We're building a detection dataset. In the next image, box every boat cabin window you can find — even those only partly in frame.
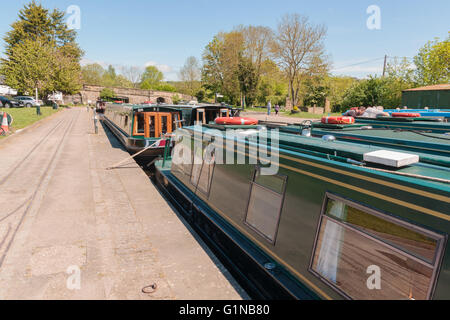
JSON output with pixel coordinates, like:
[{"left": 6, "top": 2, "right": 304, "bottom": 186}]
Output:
[
  {"left": 220, "top": 108, "right": 230, "bottom": 118},
  {"left": 148, "top": 114, "right": 156, "bottom": 137},
  {"left": 124, "top": 115, "right": 128, "bottom": 127},
  {"left": 160, "top": 114, "right": 169, "bottom": 136},
  {"left": 171, "top": 134, "right": 193, "bottom": 177},
  {"left": 244, "top": 167, "right": 287, "bottom": 244},
  {"left": 310, "top": 193, "right": 445, "bottom": 300},
  {"left": 196, "top": 108, "right": 206, "bottom": 125},
  {"left": 172, "top": 112, "right": 182, "bottom": 130},
  {"left": 190, "top": 143, "right": 216, "bottom": 196},
  {"left": 134, "top": 113, "right": 145, "bottom": 136}
]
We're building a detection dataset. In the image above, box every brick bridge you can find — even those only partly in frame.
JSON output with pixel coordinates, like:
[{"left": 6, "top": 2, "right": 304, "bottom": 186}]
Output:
[{"left": 64, "top": 85, "right": 195, "bottom": 105}]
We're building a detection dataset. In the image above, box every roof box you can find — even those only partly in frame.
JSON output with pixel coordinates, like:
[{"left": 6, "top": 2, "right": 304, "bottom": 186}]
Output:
[{"left": 363, "top": 150, "right": 419, "bottom": 168}]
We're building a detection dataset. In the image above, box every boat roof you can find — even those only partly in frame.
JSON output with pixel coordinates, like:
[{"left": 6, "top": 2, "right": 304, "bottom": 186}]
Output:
[
  {"left": 183, "top": 124, "right": 450, "bottom": 189},
  {"left": 402, "top": 84, "right": 450, "bottom": 92}
]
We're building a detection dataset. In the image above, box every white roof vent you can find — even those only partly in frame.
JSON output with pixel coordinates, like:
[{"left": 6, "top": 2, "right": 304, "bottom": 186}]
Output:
[{"left": 363, "top": 150, "right": 419, "bottom": 168}]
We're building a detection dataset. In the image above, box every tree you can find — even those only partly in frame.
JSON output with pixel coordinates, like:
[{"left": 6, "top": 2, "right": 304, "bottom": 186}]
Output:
[
  {"left": 1, "top": 38, "right": 54, "bottom": 95},
  {"left": 179, "top": 56, "right": 201, "bottom": 96},
  {"left": 236, "top": 55, "right": 258, "bottom": 107},
  {"left": 100, "top": 65, "right": 133, "bottom": 88},
  {"left": 172, "top": 94, "right": 181, "bottom": 105},
  {"left": 384, "top": 57, "right": 415, "bottom": 107},
  {"left": 1, "top": 1, "right": 83, "bottom": 97},
  {"left": 255, "top": 59, "right": 288, "bottom": 106},
  {"left": 202, "top": 36, "right": 225, "bottom": 100},
  {"left": 220, "top": 31, "right": 245, "bottom": 105},
  {"left": 303, "top": 78, "right": 329, "bottom": 108},
  {"left": 271, "top": 14, "right": 328, "bottom": 108},
  {"left": 153, "top": 83, "right": 176, "bottom": 92},
  {"left": 238, "top": 25, "right": 273, "bottom": 84},
  {"left": 121, "top": 65, "right": 143, "bottom": 88},
  {"left": 325, "top": 76, "right": 357, "bottom": 111},
  {"left": 342, "top": 76, "right": 390, "bottom": 108},
  {"left": 81, "top": 63, "right": 105, "bottom": 85},
  {"left": 53, "top": 43, "right": 83, "bottom": 94},
  {"left": 202, "top": 31, "right": 246, "bottom": 105},
  {"left": 414, "top": 35, "right": 450, "bottom": 85},
  {"left": 100, "top": 88, "right": 115, "bottom": 101},
  {"left": 195, "top": 89, "right": 206, "bottom": 102},
  {"left": 140, "top": 65, "right": 163, "bottom": 89}
]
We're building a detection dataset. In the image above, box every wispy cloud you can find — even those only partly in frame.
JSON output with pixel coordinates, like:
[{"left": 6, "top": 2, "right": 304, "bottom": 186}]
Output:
[{"left": 80, "top": 58, "right": 108, "bottom": 69}]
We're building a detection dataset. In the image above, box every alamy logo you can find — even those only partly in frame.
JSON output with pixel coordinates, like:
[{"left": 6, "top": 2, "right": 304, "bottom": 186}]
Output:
[
  {"left": 366, "top": 265, "right": 381, "bottom": 290},
  {"left": 366, "top": 5, "right": 381, "bottom": 30},
  {"left": 66, "top": 5, "right": 81, "bottom": 30},
  {"left": 66, "top": 265, "right": 81, "bottom": 290},
  {"left": 172, "top": 126, "right": 280, "bottom": 176}
]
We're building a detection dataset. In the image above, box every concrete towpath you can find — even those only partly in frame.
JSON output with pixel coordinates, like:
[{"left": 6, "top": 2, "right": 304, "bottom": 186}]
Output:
[{"left": 0, "top": 107, "right": 247, "bottom": 300}]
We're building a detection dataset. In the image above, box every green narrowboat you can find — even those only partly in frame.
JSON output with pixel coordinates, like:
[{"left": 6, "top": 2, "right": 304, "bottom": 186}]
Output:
[
  {"left": 154, "top": 123, "right": 450, "bottom": 300},
  {"left": 102, "top": 103, "right": 236, "bottom": 158}
]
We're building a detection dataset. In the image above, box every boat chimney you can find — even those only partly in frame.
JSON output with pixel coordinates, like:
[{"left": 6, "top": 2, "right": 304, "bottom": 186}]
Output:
[{"left": 322, "top": 135, "right": 336, "bottom": 142}]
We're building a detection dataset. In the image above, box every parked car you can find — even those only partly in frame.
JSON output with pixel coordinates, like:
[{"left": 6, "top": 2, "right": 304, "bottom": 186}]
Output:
[
  {"left": 15, "top": 96, "right": 41, "bottom": 107},
  {"left": 0, "top": 96, "right": 23, "bottom": 108}
]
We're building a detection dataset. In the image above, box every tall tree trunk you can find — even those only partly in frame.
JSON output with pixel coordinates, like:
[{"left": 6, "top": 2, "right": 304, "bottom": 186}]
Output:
[{"left": 290, "top": 79, "right": 296, "bottom": 107}]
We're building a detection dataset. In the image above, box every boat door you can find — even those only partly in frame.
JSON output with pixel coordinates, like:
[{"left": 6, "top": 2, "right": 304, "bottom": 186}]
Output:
[
  {"left": 158, "top": 112, "right": 172, "bottom": 137},
  {"left": 144, "top": 112, "right": 173, "bottom": 138},
  {"left": 133, "top": 112, "right": 146, "bottom": 136}
]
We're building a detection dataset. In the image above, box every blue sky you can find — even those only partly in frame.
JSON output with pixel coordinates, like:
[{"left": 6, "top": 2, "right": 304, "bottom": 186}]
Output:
[{"left": 0, "top": 0, "right": 449, "bottom": 80}]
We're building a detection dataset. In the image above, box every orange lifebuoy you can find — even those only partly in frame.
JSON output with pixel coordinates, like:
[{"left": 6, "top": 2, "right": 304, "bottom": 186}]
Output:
[
  {"left": 215, "top": 117, "right": 259, "bottom": 125},
  {"left": 391, "top": 112, "right": 421, "bottom": 118},
  {"left": 321, "top": 116, "right": 355, "bottom": 124}
]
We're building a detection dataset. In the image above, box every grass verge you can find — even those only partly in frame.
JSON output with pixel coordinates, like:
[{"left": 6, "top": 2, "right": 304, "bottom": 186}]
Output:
[
  {"left": 243, "top": 108, "right": 340, "bottom": 119},
  {"left": 0, "top": 106, "right": 62, "bottom": 138}
]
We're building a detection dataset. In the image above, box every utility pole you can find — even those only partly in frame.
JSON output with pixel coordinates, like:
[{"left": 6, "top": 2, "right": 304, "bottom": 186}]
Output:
[{"left": 382, "top": 54, "right": 388, "bottom": 77}]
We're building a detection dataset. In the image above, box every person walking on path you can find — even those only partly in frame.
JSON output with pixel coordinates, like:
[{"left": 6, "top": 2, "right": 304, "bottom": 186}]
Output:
[
  {"left": 274, "top": 104, "right": 280, "bottom": 116},
  {"left": 267, "top": 100, "right": 272, "bottom": 116}
]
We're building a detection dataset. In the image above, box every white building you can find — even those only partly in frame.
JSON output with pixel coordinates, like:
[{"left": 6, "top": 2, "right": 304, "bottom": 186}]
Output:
[{"left": 0, "top": 85, "right": 17, "bottom": 96}]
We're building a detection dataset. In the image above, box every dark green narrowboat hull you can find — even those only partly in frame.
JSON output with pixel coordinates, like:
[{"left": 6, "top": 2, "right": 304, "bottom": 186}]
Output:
[{"left": 155, "top": 125, "right": 450, "bottom": 300}]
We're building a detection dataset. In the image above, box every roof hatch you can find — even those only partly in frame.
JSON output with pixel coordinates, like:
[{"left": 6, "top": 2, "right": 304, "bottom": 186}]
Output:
[{"left": 363, "top": 150, "right": 419, "bottom": 168}]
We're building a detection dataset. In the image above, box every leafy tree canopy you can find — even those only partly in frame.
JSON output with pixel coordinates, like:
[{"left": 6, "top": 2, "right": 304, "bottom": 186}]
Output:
[
  {"left": 140, "top": 66, "right": 163, "bottom": 89},
  {"left": 414, "top": 34, "right": 450, "bottom": 85},
  {"left": 1, "top": 1, "right": 83, "bottom": 96}
]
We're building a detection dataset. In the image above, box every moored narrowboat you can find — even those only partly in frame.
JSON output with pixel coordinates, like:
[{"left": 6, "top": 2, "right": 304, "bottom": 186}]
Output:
[
  {"left": 102, "top": 102, "right": 237, "bottom": 158},
  {"left": 154, "top": 123, "right": 450, "bottom": 300}
]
